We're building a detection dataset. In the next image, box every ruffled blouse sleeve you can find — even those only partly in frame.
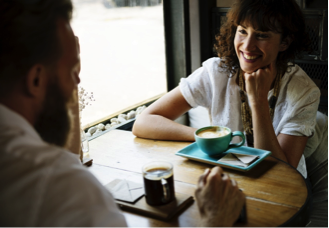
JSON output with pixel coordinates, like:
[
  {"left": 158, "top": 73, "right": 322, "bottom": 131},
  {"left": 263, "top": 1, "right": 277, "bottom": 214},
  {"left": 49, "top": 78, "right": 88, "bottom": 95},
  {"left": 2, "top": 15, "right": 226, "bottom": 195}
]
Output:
[
  {"left": 275, "top": 66, "right": 321, "bottom": 137},
  {"left": 179, "top": 66, "right": 212, "bottom": 108}
]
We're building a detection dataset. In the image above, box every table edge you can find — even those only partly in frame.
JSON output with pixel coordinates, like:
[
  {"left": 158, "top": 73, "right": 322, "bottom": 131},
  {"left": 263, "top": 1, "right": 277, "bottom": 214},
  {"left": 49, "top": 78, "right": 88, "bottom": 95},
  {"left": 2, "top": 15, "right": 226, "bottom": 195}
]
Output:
[{"left": 270, "top": 156, "right": 311, "bottom": 227}]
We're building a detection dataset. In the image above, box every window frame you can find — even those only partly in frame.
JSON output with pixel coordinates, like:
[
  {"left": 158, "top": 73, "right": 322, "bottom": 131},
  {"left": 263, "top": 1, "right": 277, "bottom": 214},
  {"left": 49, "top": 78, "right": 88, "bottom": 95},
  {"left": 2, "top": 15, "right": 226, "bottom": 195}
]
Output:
[
  {"left": 163, "top": 0, "right": 191, "bottom": 90},
  {"left": 83, "top": 0, "right": 192, "bottom": 134}
]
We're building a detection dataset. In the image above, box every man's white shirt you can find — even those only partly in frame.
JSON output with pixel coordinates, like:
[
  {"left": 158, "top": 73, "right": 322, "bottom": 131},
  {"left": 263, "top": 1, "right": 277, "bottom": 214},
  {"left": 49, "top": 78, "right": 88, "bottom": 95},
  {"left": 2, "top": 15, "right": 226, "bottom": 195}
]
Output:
[{"left": 0, "top": 104, "right": 127, "bottom": 226}]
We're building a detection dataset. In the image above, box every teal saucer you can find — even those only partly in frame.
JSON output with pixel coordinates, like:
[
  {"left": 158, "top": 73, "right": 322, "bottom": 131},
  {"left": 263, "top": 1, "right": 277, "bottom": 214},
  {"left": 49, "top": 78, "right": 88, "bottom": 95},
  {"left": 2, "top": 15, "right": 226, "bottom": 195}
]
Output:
[{"left": 175, "top": 143, "right": 271, "bottom": 172}]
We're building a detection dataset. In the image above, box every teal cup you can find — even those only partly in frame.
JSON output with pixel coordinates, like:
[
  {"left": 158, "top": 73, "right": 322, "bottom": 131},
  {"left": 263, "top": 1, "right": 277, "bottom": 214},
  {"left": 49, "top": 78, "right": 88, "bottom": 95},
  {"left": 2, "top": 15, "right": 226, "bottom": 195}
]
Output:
[{"left": 195, "top": 126, "right": 246, "bottom": 156}]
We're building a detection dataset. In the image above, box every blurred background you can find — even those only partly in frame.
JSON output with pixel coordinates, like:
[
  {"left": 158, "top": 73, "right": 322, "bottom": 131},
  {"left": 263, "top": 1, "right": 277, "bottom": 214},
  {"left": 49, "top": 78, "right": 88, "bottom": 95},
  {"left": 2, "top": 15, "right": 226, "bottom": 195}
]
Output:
[{"left": 71, "top": 0, "right": 166, "bottom": 128}]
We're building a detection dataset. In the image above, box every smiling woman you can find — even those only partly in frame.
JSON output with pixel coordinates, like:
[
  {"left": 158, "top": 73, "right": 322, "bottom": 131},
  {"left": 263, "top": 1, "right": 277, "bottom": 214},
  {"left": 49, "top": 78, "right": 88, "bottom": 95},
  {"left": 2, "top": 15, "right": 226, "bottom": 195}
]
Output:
[
  {"left": 132, "top": 0, "right": 320, "bottom": 179},
  {"left": 234, "top": 24, "right": 289, "bottom": 74},
  {"left": 214, "top": 0, "right": 311, "bottom": 76}
]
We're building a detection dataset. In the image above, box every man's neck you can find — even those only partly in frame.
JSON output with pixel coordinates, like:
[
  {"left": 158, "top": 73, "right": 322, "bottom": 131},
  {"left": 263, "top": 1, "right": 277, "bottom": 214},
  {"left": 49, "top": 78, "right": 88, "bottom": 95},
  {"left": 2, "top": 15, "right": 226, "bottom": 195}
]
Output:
[{"left": 0, "top": 96, "right": 38, "bottom": 128}]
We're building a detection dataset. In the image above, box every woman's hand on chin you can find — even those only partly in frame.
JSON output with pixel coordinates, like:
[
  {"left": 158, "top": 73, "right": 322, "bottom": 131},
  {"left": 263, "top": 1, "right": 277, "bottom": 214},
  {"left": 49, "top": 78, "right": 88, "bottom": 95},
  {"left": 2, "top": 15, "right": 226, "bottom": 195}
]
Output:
[{"left": 244, "top": 62, "right": 276, "bottom": 106}]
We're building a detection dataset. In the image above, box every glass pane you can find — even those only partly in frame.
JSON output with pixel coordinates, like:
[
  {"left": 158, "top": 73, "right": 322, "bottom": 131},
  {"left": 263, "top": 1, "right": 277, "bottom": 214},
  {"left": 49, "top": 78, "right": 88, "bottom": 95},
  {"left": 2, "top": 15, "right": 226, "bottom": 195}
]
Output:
[{"left": 71, "top": 0, "right": 167, "bottom": 127}]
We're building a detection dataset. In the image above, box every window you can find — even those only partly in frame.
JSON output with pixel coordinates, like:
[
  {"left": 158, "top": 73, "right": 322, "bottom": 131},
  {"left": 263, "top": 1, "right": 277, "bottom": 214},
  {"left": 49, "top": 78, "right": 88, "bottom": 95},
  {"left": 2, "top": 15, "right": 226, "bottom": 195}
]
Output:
[{"left": 71, "top": 0, "right": 167, "bottom": 128}]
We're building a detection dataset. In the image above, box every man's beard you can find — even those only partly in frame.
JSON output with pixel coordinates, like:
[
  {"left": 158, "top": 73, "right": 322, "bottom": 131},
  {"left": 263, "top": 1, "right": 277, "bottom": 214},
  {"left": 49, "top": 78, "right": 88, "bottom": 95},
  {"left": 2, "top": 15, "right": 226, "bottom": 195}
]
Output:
[{"left": 34, "top": 80, "right": 73, "bottom": 148}]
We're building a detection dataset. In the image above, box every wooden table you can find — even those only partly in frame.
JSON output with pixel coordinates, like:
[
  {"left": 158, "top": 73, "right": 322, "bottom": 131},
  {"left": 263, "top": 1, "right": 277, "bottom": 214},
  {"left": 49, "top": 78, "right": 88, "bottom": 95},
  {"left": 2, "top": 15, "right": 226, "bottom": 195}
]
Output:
[{"left": 86, "top": 129, "right": 311, "bottom": 227}]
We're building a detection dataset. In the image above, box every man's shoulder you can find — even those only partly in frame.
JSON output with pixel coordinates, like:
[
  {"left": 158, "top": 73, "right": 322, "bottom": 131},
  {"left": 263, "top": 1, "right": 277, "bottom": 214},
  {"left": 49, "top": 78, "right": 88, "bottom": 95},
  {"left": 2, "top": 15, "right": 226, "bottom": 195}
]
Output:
[
  {"left": 0, "top": 136, "right": 78, "bottom": 224},
  {"left": 0, "top": 139, "right": 126, "bottom": 226},
  {"left": 0, "top": 135, "right": 83, "bottom": 194},
  {"left": 0, "top": 130, "right": 78, "bottom": 168}
]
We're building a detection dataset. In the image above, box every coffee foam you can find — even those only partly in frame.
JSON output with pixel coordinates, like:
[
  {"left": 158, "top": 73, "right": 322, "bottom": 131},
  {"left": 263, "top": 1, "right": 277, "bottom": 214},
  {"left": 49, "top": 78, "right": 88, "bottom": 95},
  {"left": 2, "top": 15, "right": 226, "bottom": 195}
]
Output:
[
  {"left": 198, "top": 129, "right": 229, "bottom": 138},
  {"left": 144, "top": 168, "right": 173, "bottom": 181}
]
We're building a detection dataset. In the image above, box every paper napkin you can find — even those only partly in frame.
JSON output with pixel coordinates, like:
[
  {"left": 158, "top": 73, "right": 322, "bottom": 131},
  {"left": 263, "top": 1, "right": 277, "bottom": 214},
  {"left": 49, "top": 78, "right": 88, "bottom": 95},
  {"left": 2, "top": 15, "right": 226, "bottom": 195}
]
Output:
[
  {"left": 105, "top": 179, "right": 144, "bottom": 203},
  {"left": 218, "top": 153, "right": 259, "bottom": 167}
]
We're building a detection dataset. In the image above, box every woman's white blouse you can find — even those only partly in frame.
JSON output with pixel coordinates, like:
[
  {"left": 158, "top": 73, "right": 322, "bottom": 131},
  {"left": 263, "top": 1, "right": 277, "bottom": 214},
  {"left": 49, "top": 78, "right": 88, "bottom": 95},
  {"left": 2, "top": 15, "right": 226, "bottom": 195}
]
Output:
[{"left": 180, "top": 57, "right": 320, "bottom": 178}]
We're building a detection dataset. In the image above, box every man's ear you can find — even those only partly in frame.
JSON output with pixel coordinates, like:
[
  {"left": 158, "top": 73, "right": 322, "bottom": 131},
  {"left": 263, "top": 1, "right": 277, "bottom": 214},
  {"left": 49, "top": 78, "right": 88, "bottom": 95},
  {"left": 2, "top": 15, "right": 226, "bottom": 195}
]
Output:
[
  {"left": 279, "top": 35, "right": 293, "bottom": 52},
  {"left": 25, "top": 64, "right": 48, "bottom": 97}
]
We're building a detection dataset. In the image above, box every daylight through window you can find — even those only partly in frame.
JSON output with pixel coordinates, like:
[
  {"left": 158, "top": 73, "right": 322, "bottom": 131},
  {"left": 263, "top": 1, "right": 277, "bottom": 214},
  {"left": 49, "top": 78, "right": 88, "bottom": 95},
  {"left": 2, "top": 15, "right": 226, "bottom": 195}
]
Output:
[{"left": 71, "top": 0, "right": 167, "bottom": 128}]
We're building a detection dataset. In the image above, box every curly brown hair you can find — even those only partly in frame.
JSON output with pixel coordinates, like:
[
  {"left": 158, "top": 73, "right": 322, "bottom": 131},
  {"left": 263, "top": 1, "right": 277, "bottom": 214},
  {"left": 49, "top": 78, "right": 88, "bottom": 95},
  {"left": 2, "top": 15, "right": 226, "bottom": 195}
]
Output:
[{"left": 214, "top": 0, "right": 311, "bottom": 75}]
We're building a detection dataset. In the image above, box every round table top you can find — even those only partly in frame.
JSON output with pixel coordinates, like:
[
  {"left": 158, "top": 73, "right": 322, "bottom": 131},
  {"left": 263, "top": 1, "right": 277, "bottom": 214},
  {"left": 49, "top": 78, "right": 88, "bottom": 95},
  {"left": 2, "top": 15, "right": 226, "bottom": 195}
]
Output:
[{"left": 87, "top": 129, "right": 310, "bottom": 227}]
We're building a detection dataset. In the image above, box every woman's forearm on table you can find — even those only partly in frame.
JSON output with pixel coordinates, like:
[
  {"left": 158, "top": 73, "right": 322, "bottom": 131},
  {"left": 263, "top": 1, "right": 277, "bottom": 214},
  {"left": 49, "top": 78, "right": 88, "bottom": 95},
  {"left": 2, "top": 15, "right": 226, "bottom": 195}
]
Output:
[
  {"left": 251, "top": 102, "right": 289, "bottom": 163},
  {"left": 132, "top": 114, "right": 196, "bottom": 141}
]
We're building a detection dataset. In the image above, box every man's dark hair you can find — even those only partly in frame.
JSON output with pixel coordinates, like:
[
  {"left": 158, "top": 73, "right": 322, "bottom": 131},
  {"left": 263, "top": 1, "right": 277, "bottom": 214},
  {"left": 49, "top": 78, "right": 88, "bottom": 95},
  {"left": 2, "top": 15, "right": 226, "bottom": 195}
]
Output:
[{"left": 0, "top": 0, "right": 73, "bottom": 96}]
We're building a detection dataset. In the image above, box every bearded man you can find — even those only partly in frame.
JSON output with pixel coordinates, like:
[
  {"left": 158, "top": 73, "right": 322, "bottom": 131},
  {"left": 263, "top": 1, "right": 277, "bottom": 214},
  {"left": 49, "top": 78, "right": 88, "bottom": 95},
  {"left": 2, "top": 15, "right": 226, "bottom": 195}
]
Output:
[
  {"left": 0, "top": 0, "right": 126, "bottom": 226},
  {"left": 0, "top": 0, "right": 244, "bottom": 226}
]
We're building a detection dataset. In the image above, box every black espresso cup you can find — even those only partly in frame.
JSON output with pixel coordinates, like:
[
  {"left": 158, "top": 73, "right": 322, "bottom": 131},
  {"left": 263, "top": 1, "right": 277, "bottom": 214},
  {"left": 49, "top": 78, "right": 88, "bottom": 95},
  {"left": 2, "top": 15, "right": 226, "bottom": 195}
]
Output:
[{"left": 142, "top": 161, "right": 175, "bottom": 206}]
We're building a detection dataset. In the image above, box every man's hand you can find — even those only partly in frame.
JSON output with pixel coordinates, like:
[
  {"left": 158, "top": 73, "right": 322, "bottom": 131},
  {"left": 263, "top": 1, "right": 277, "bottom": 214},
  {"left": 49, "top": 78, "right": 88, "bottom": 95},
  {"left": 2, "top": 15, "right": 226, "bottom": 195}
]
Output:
[
  {"left": 244, "top": 62, "right": 276, "bottom": 107},
  {"left": 195, "top": 166, "right": 245, "bottom": 227}
]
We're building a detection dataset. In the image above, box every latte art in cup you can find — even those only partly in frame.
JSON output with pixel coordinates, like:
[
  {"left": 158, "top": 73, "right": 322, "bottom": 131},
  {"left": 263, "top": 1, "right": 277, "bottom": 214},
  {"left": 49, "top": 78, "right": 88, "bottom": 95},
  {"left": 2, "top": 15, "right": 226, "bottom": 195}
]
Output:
[
  {"left": 195, "top": 126, "right": 246, "bottom": 156},
  {"left": 197, "top": 129, "right": 230, "bottom": 138}
]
